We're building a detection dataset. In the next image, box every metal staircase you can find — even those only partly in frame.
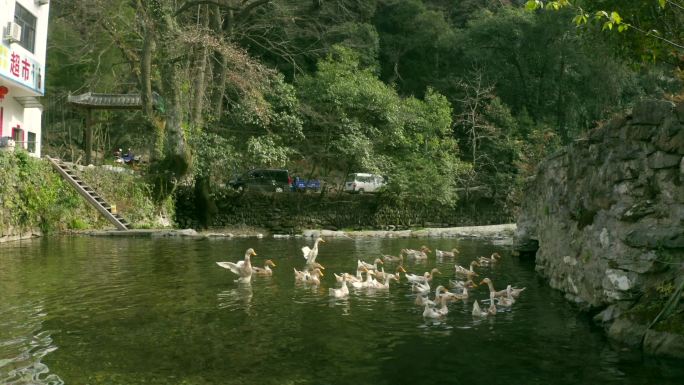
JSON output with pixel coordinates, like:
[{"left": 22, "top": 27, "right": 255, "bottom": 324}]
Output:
[{"left": 46, "top": 156, "right": 130, "bottom": 230}]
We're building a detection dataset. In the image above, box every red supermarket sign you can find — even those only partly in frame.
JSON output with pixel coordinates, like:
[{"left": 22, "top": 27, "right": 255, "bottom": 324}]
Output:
[{"left": 0, "top": 45, "right": 44, "bottom": 94}]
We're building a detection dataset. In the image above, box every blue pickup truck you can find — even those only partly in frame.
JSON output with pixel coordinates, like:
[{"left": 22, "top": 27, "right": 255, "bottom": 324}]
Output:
[{"left": 292, "top": 177, "right": 321, "bottom": 192}]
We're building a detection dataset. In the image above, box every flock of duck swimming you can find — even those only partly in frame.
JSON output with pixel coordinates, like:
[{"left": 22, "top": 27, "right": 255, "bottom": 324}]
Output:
[{"left": 216, "top": 237, "right": 525, "bottom": 319}]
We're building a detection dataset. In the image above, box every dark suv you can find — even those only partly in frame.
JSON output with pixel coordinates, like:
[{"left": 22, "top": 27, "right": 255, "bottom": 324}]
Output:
[{"left": 229, "top": 169, "right": 290, "bottom": 193}]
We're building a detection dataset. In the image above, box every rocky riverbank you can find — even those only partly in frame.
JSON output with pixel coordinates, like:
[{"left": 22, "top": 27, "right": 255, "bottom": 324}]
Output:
[{"left": 515, "top": 99, "right": 684, "bottom": 359}]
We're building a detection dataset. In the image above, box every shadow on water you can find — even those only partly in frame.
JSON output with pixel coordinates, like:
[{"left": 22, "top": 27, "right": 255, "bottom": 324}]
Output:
[{"left": 0, "top": 236, "right": 682, "bottom": 385}]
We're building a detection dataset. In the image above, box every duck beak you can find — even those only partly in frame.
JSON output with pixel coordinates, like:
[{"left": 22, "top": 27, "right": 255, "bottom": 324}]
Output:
[
  {"left": 251, "top": 251, "right": 257, "bottom": 256},
  {"left": 479, "top": 280, "right": 485, "bottom": 285},
  {"left": 320, "top": 239, "right": 326, "bottom": 243}
]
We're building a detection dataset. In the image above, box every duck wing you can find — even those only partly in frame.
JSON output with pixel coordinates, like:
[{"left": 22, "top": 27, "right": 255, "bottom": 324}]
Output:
[
  {"left": 302, "top": 246, "right": 312, "bottom": 259},
  {"left": 216, "top": 261, "right": 244, "bottom": 276}
]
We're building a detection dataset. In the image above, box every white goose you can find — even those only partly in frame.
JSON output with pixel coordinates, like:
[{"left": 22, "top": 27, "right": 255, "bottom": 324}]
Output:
[
  {"left": 405, "top": 268, "right": 440, "bottom": 285},
  {"left": 472, "top": 300, "right": 488, "bottom": 317},
  {"left": 472, "top": 293, "right": 498, "bottom": 317},
  {"left": 478, "top": 252, "right": 502, "bottom": 266},
  {"left": 302, "top": 237, "right": 325, "bottom": 267},
  {"left": 415, "top": 293, "right": 435, "bottom": 306},
  {"left": 445, "top": 286, "right": 469, "bottom": 301},
  {"left": 497, "top": 285, "right": 516, "bottom": 307},
  {"left": 454, "top": 261, "right": 480, "bottom": 277},
  {"left": 375, "top": 265, "right": 406, "bottom": 282},
  {"left": 305, "top": 268, "right": 324, "bottom": 286},
  {"left": 252, "top": 259, "right": 276, "bottom": 276},
  {"left": 423, "top": 302, "right": 444, "bottom": 319},
  {"left": 412, "top": 281, "right": 431, "bottom": 295},
  {"left": 402, "top": 246, "right": 431, "bottom": 260},
  {"left": 480, "top": 277, "right": 507, "bottom": 298},
  {"left": 329, "top": 275, "right": 350, "bottom": 298},
  {"left": 382, "top": 254, "right": 403, "bottom": 263},
  {"left": 216, "top": 248, "right": 257, "bottom": 284},
  {"left": 293, "top": 267, "right": 310, "bottom": 281},
  {"left": 352, "top": 268, "right": 375, "bottom": 289},
  {"left": 358, "top": 258, "right": 384, "bottom": 271},
  {"left": 435, "top": 248, "right": 459, "bottom": 258},
  {"left": 372, "top": 273, "right": 399, "bottom": 290}
]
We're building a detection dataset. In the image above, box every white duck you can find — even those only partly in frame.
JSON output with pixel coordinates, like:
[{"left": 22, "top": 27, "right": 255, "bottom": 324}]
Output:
[
  {"left": 445, "top": 286, "right": 469, "bottom": 301},
  {"left": 216, "top": 248, "right": 257, "bottom": 284},
  {"left": 293, "top": 267, "right": 310, "bottom": 281},
  {"left": 402, "top": 246, "right": 431, "bottom": 260},
  {"left": 305, "top": 268, "right": 324, "bottom": 286},
  {"left": 405, "top": 268, "right": 441, "bottom": 285},
  {"left": 358, "top": 258, "right": 384, "bottom": 271},
  {"left": 454, "top": 260, "right": 480, "bottom": 277},
  {"left": 435, "top": 294, "right": 450, "bottom": 317},
  {"left": 449, "top": 272, "right": 478, "bottom": 290},
  {"left": 412, "top": 281, "right": 431, "bottom": 295},
  {"left": 372, "top": 273, "right": 399, "bottom": 290},
  {"left": 329, "top": 275, "right": 350, "bottom": 298},
  {"left": 252, "top": 259, "right": 276, "bottom": 276},
  {"left": 423, "top": 303, "right": 442, "bottom": 319},
  {"left": 478, "top": 252, "right": 502, "bottom": 266},
  {"left": 382, "top": 254, "right": 403, "bottom": 263},
  {"left": 497, "top": 285, "right": 516, "bottom": 307},
  {"left": 479, "top": 277, "right": 507, "bottom": 298},
  {"left": 435, "top": 248, "right": 459, "bottom": 258},
  {"left": 472, "top": 293, "right": 498, "bottom": 317},
  {"left": 472, "top": 300, "right": 488, "bottom": 317},
  {"left": 508, "top": 286, "right": 527, "bottom": 298},
  {"left": 351, "top": 268, "right": 375, "bottom": 289},
  {"left": 302, "top": 237, "right": 325, "bottom": 266},
  {"left": 415, "top": 293, "right": 435, "bottom": 306},
  {"left": 375, "top": 265, "right": 406, "bottom": 282}
]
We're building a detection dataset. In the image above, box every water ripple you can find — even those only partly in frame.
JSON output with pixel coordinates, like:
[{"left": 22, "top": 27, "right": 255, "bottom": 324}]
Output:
[{"left": 0, "top": 300, "right": 63, "bottom": 385}]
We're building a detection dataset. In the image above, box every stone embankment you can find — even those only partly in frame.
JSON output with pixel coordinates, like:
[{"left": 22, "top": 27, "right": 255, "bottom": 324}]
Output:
[
  {"left": 76, "top": 223, "right": 517, "bottom": 242},
  {"left": 515, "top": 99, "right": 684, "bottom": 358}
]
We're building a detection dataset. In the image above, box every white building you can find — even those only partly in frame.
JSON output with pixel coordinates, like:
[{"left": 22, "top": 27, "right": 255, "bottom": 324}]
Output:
[{"left": 0, "top": 0, "right": 49, "bottom": 157}]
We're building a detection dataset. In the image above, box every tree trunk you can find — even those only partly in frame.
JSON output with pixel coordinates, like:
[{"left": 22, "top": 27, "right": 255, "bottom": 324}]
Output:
[
  {"left": 84, "top": 109, "right": 93, "bottom": 165},
  {"left": 140, "top": 20, "right": 156, "bottom": 118},
  {"left": 191, "top": 6, "right": 210, "bottom": 127}
]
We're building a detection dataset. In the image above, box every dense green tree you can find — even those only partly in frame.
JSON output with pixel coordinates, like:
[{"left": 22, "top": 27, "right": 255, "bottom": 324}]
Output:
[{"left": 297, "top": 46, "right": 467, "bottom": 204}]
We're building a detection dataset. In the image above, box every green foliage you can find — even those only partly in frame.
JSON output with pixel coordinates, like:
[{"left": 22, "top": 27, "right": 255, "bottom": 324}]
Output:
[
  {"left": 189, "top": 131, "right": 235, "bottom": 185},
  {"left": 79, "top": 167, "right": 169, "bottom": 229},
  {"left": 0, "top": 151, "right": 81, "bottom": 233},
  {"left": 297, "top": 45, "right": 468, "bottom": 205},
  {"left": 43, "top": 0, "right": 682, "bottom": 224}
]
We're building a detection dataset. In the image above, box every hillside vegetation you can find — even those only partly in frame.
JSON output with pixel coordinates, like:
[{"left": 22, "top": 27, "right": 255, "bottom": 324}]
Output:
[{"left": 42, "top": 0, "right": 682, "bottom": 225}]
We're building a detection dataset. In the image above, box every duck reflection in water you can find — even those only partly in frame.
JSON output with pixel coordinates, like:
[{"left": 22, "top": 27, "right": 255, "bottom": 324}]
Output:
[{"left": 217, "top": 283, "right": 253, "bottom": 313}]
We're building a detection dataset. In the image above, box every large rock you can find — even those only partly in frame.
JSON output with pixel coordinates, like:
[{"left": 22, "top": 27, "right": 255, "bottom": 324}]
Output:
[{"left": 648, "top": 151, "right": 681, "bottom": 169}]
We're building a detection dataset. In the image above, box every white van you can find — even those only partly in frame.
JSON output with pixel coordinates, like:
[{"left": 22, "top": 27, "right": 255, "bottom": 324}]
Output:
[{"left": 344, "top": 173, "right": 385, "bottom": 193}]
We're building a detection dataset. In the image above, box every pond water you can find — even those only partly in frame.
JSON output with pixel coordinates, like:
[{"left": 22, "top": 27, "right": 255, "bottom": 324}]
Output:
[{"left": 0, "top": 236, "right": 682, "bottom": 385}]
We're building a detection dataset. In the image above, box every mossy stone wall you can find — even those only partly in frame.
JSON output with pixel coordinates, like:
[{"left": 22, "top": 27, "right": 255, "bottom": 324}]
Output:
[{"left": 174, "top": 187, "right": 512, "bottom": 232}]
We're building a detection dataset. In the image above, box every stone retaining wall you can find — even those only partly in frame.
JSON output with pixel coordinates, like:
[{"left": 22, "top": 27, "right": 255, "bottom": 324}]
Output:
[
  {"left": 515, "top": 99, "right": 684, "bottom": 358},
  {"left": 175, "top": 189, "right": 513, "bottom": 233}
]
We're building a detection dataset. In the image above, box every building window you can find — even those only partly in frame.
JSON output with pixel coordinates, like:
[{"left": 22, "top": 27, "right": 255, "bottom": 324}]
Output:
[
  {"left": 27, "top": 131, "right": 36, "bottom": 153},
  {"left": 14, "top": 4, "right": 37, "bottom": 53}
]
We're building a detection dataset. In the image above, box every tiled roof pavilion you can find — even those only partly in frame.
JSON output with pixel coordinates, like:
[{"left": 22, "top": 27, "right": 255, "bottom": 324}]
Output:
[
  {"left": 67, "top": 92, "right": 161, "bottom": 109},
  {"left": 67, "top": 92, "right": 160, "bottom": 165}
]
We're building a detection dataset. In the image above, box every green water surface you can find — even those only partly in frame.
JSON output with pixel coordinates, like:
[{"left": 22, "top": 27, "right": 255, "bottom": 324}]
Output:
[{"left": 0, "top": 236, "right": 682, "bottom": 385}]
